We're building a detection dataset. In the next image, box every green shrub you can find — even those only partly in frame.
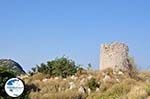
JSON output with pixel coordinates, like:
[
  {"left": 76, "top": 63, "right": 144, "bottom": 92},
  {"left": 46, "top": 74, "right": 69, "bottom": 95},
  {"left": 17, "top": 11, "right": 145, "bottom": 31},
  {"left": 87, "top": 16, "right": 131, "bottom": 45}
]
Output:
[
  {"left": 145, "top": 84, "right": 150, "bottom": 95},
  {"left": 85, "top": 78, "right": 99, "bottom": 91},
  {"left": 30, "top": 56, "right": 79, "bottom": 78}
]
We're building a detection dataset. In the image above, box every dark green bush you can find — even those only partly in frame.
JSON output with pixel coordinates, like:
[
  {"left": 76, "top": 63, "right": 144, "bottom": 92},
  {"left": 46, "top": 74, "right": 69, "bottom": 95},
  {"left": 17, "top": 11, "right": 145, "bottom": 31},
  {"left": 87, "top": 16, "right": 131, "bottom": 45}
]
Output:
[
  {"left": 85, "top": 78, "right": 99, "bottom": 91},
  {"left": 30, "top": 56, "right": 79, "bottom": 78}
]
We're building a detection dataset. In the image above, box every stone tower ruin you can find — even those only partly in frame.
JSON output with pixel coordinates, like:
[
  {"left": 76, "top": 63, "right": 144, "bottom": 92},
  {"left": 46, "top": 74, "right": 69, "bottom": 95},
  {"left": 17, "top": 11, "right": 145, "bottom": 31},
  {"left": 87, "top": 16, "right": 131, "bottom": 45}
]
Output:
[{"left": 100, "top": 42, "right": 129, "bottom": 71}]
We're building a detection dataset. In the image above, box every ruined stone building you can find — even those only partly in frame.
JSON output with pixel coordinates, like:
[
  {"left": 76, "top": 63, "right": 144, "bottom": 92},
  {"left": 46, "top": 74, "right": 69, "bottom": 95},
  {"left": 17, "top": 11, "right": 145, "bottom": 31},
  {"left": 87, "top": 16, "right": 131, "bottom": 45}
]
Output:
[{"left": 100, "top": 42, "right": 129, "bottom": 71}]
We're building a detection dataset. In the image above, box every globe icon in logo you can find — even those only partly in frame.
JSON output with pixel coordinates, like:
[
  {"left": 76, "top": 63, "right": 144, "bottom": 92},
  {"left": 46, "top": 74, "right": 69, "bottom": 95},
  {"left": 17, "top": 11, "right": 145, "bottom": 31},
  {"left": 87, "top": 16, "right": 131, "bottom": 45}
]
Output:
[{"left": 5, "top": 78, "right": 24, "bottom": 97}]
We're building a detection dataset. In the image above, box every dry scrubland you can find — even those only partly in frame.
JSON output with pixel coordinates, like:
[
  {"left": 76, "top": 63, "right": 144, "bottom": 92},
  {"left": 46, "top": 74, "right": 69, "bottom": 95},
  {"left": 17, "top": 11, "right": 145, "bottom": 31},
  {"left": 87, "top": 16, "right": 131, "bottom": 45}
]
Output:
[
  {"left": 17, "top": 42, "right": 150, "bottom": 99},
  {"left": 21, "top": 68, "right": 150, "bottom": 99}
]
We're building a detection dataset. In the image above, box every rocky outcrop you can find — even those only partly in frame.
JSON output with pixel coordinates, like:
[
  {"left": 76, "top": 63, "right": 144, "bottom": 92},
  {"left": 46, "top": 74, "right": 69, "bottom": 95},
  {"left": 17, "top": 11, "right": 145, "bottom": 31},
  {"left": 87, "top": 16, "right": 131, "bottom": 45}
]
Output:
[
  {"left": 0, "top": 59, "right": 26, "bottom": 75},
  {"left": 100, "top": 42, "right": 130, "bottom": 71}
]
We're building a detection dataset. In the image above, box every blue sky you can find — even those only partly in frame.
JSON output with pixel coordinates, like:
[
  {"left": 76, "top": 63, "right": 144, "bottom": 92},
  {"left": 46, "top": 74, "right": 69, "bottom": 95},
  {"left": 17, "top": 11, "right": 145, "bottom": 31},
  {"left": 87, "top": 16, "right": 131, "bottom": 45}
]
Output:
[{"left": 0, "top": 0, "right": 150, "bottom": 71}]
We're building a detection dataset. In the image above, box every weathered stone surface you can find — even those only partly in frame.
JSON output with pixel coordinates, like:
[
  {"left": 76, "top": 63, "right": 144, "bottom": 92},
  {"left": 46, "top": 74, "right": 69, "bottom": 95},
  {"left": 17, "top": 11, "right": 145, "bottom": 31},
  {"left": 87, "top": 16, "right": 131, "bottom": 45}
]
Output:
[{"left": 100, "top": 42, "right": 129, "bottom": 71}]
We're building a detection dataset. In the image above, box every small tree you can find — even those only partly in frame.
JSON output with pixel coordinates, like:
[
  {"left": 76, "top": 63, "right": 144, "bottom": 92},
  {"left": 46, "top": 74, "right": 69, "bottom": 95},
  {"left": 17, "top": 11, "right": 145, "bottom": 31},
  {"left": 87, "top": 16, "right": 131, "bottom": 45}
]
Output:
[
  {"left": 31, "top": 56, "right": 79, "bottom": 78},
  {"left": 87, "top": 63, "right": 92, "bottom": 70}
]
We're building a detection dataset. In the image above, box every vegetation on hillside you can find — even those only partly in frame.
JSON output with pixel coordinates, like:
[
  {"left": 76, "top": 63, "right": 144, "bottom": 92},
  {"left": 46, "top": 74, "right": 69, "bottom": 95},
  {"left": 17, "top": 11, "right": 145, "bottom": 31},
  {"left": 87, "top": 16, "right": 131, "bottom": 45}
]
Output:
[
  {"left": 29, "top": 56, "right": 80, "bottom": 78},
  {"left": 0, "top": 59, "right": 26, "bottom": 75},
  {"left": 1, "top": 56, "right": 150, "bottom": 99}
]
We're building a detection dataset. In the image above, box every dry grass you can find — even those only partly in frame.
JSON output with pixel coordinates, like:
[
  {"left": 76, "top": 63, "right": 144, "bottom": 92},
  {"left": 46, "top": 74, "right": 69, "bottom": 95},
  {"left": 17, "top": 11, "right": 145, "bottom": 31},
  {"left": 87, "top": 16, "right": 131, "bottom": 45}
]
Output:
[
  {"left": 87, "top": 78, "right": 136, "bottom": 99},
  {"left": 127, "top": 85, "right": 147, "bottom": 99},
  {"left": 25, "top": 73, "right": 46, "bottom": 83},
  {"left": 30, "top": 90, "right": 86, "bottom": 99},
  {"left": 24, "top": 70, "right": 150, "bottom": 99}
]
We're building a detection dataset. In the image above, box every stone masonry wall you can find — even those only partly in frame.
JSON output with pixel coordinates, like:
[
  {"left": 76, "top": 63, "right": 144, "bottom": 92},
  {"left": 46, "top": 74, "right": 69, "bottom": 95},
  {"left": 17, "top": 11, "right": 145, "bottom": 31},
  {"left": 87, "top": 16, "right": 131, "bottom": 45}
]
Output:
[{"left": 100, "top": 42, "right": 129, "bottom": 71}]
